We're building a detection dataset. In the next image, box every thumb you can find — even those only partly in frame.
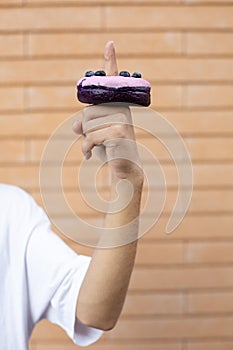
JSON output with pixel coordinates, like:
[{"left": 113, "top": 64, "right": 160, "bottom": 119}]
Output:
[{"left": 104, "top": 41, "right": 118, "bottom": 76}]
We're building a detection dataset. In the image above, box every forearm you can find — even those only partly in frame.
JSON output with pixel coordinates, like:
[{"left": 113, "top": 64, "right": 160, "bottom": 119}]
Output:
[{"left": 76, "top": 173, "right": 143, "bottom": 330}]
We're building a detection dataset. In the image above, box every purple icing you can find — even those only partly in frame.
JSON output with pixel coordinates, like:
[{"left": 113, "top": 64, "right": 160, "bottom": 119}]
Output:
[{"left": 77, "top": 82, "right": 151, "bottom": 106}]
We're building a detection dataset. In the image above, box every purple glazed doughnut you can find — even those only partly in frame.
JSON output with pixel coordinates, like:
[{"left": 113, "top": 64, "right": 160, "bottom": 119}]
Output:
[{"left": 77, "top": 75, "right": 151, "bottom": 107}]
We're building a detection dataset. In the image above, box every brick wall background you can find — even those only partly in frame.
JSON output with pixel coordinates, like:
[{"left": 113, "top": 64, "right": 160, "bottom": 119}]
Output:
[{"left": 0, "top": 1, "right": 233, "bottom": 350}]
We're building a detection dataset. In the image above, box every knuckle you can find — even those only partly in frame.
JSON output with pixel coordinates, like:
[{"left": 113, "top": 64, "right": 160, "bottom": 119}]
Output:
[
  {"left": 82, "top": 134, "right": 91, "bottom": 151},
  {"left": 116, "top": 112, "right": 128, "bottom": 124},
  {"left": 85, "top": 133, "right": 92, "bottom": 143},
  {"left": 112, "top": 124, "right": 126, "bottom": 138},
  {"left": 82, "top": 121, "right": 89, "bottom": 134},
  {"left": 81, "top": 142, "right": 87, "bottom": 154}
]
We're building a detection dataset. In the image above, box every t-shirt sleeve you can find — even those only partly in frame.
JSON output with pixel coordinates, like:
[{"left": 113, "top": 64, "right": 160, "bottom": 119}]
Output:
[{"left": 25, "top": 203, "right": 103, "bottom": 347}]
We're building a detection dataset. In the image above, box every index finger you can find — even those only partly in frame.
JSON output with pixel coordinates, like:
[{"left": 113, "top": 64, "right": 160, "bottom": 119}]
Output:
[{"left": 104, "top": 41, "right": 118, "bottom": 76}]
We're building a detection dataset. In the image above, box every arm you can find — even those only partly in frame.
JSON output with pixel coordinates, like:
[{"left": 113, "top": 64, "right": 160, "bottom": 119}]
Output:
[
  {"left": 74, "top": 42, "right": 144, "bottom": 331},
  {"left": 76, "top": 173, "right": 143, "bottom": 331}
]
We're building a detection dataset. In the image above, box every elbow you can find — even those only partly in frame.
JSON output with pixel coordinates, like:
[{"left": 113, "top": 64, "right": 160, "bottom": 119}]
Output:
[
  {"left": 76, "top": 300, "right": 122, "bottom": 331},
  {"left": 77, "top": 314, "right": 118, "bottom": 331},
  {"left": 97, "top": 322, "right": 116, "bottom": 332}
]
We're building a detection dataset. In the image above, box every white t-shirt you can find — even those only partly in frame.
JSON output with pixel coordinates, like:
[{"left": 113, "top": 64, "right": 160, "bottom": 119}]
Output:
[{"left": 0, "top": 184, "right": 103, "bottom": 349}]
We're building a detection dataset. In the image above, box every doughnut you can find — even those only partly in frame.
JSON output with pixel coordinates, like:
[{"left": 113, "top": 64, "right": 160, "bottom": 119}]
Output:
[{"left": 77, "top": 70, "right": 151, "bottom": 107}]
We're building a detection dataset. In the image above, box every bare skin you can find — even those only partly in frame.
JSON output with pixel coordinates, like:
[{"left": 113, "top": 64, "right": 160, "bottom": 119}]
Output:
[{"left": 73, "top": 41, "right": 144, "bottom": 331}]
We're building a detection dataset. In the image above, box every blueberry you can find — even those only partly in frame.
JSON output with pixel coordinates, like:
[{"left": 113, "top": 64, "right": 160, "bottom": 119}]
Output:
[
  {"left": 132, "top": 72, "right": 142, "bottom": 78},
  {"left": 95, "top": 70, "right": 106, "bottom": 76},
  {"left": 119, "top": 71, "right": 130, "bottom": 77},
  {"left": 85, "top": 71, "right": 95, "bottom": 77}
]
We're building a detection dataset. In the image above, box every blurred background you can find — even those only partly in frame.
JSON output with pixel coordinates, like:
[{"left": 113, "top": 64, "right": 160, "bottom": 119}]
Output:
[{"left": 0, "top": 0, "right": 233, "bottom": 350}]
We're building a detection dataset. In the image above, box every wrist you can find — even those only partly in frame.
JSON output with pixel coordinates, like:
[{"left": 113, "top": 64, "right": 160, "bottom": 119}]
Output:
[{"left": 111, "top": 170, "right": 144, "bottom": 189}]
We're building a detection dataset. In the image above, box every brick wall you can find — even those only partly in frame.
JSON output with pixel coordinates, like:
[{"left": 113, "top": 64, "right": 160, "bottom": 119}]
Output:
[{"left": 0, "top": 1, "right": 233, "bottom": 350}]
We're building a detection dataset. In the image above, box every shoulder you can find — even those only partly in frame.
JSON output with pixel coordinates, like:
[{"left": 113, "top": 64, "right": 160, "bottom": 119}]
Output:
[
  {"left": 0, "top": 184, "right": 36, "bottom": 211},
  {"left": 0, "top": 184, "right": 49, "bottom": 230},
  {"left": 0, "top": 183, "right": 31, "bottom": 200}
]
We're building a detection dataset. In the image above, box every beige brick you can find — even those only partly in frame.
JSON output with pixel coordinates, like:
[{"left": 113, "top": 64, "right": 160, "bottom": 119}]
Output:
[
  {"left": 31, "top": 320, "right": 68, "bottom": 341},
  {"left": 31, "top": 342, "right": 182, "bottom": 350},
  {"left": 184, "top": 137, "right": 233, "bottom": 161},
  {"left": 187, "top": 291, "right": 233, "bottom": 314},
  {"left": 26, "top": 0, "right": 233, "bottom": 3},
  {"left": 31, "top": 0, "right": 233, "bottom": 3},
  {"left": 122, "top": 292, "right": 183, "bottom": 315},
  {"left": 186, "top": 33, "right": 233, "bottom": 55},
  {"left": 146, "top": 189, "right": 233, "bottom": 214},
  {"left": 1, "top": 0, "right": 22, "bottom": 3},
  {"left": 30, "top": 187, "right": 233, "bottom": 218},
  {"left": 144, "top": 163, "right": 233, "bottom": 188},
  {"left": 106, "top": 316, "right": 233, "bottom": 339},
  {"left": 49, "top": 217, "right": 104, "bottom": 240},
  {"left": 184, "top": 241, "right": 233, "bottom": 264},
  {"left": 0, "top": 140, "right": 25, "bottom": 162},
  {"left": 28, "top": 137, "right": 163, "bottom": 163},
  {"left": 0, "top": 58, "right": 232, "bottom": 83},
  {"left": 0, "top": 112, "right": 71, "bottom": 137},
  {"left": 130, "top": 266, "right": 233, "bottom": 290},
  {"left": 191, "top": 190, "right": 233, "bottom": 212},
  {"left": 33, "top": 189, "right": 105, "bottom": 217},
  {"left": 40, "top": 163, "right": 110, "bottom": 191},
  {"left": 138, "top": 137, "right": 233, "bottom": 161},
  {"left": 36, "top": 163, "right": 233, "bottom": 190},
  {"left": 186, "top": 85, "right": 233, "bottom": 108},
  {"left": 32, "top": 203, "right": 230, "bottom": 244},
  {"left": 27, "top": 32, "right": 182, "bottom": 56},
  {"left": 145, "top": 215, "right": 233, "bottom": 240},
  {"left": 26, "top": 138, "right": 83, "bottom": 163},
  {"left": 182, "top": 189, "right": 231, "bottom": 213},
  {"left": 0, "top": 166, "right": 39, "bottom": 189},
  {"left": 24, "top": 84, "right": 182, "bottom": 110},
  {"left": 37, "top": 163, "right": 233, "bottom": 190},
  {"left": 135, "top": 242, "right": 183, "bottom": 265},
  {"left": 25, "top": 139, "right": 43, "bottom": 162},
  {"left": 0, "top": 59, "right": 100, "bottom": 84},
  {"left": 0, "top": 7, "right": 101, "bottom": 31},
  {"left": 188, "top": 340, "right": 233, "bottom": 350},
  {"left": 1, "top": 2, "right": 233, "bottom": 349},
  {"left": 25, "top": 86, "right": 77, "bottom": 110},
  {"left": 196, "top": 0, "right": 233, "bottom": 2},
  {"left": 31, "top": 316, "right": 233, "bottom": 340},
  {"left": 152, "top": 85, "right": 183, "bottom": 108},
  {"left": 0, "top": 34, "right": 23, "bottom": 57},
  {"left": 0, "top": 110, "right": 232, "bottom": 138},
  {"left": 118, "top": 58, "right": 233, "bottom": 82},
  {"left": 189, "top": 163, "right": 233, "bottom": 188},
  {"left": 0, "top": 87, "right": 24, "bottom": 110},
  {"left": 30, "top": 344, "right": 73, "bottom": 350},
  {"left": 155, "top": 111, "right": 233, "bottom": 136},
  {"left": 105, "top": 6, "right": 233, "bottom": 29},
  {"left": 28, "top": 0, "right": 180, "bottom": 3}
]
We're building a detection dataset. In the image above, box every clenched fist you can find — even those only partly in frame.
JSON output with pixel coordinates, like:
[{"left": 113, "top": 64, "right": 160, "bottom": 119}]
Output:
[{"left": 73, "top": 42, "right": 143, "bottom": 181}]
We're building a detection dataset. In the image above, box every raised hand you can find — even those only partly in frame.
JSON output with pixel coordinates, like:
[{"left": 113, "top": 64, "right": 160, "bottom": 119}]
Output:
[
  {"left": 75, "top": 42, "right": 143, "bottom": 332},
  {"left": 73, "top": 41, "right": 142, "bottom": 180}
]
